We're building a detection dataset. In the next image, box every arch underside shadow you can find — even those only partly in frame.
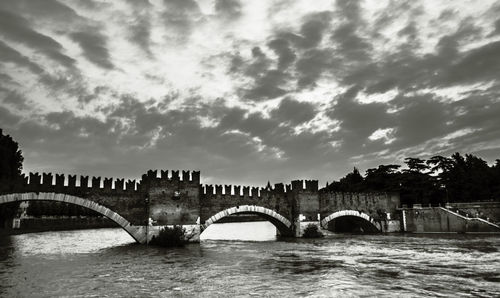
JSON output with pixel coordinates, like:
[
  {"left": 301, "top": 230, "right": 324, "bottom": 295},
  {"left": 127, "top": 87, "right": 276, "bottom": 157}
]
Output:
[
  {"left": 202, "top": 205, "right": 293, "bottom": 237},
  {"left": 0, "top": 192, "right": 146, "bottom": 243},
  {"left": 321, "top": 210, "right": 380, "bottom": 233}
]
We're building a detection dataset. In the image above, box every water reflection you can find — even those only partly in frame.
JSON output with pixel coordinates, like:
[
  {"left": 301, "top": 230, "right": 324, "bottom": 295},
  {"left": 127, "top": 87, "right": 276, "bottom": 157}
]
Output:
[
  {"left": 0, "top": 224, "right": 499, "bottom": 297},
  {"left": 201, "top": 221, "right": 277, "bottom": 241}
]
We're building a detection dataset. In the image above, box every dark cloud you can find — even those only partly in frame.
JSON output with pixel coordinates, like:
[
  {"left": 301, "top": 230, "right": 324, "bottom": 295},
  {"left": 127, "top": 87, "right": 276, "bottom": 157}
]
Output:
[
  {"left": 438, "top": 9, "right": 457, "bottom": 21},
  {"left": 108, "top": 95, "right": 166, "bottom": 134},
  {"left": 0, "top": 0, "right": 82, "bottom": 25},
  {"left": 397, "top": 21, "right": 418, "bottom": 40},
  {"left": 439, "top": 41, "right": 500, "bottom": 85},
  {"left": 331, "top": 0, "right": 372, "bottom": 63},
  {"left": 161, "top": 0, "right": 203, "bottom": 41},
  {"left": 341, "top": 17, "right": 491, "bottom": 94},
  {"left": 0, "top": 106, "right": 21, "bottom": 126},
  {"left": 229, "top": 52, "right": 244, "bottom": 72},
  {"left": 77, "top": 85, "right": 109, "bottom": 104},
  {"left": 450, "top": 88, "right": 500, "bottom": 140},
  {"left": 125, "top": 0, "right": 151, "bottom": 8},
  {"left": 0, "top": 40, "right": 44, "bottom": 74},
  {"left": 69, "top": 0, "right": 109, "bottom": 11},
  {"left": 217, "top": 106, "right": 246, "bottom": 129},
  {"left": 297, "top": 11, "right": 332, "bottom": 48},
  {"left": 214, "top": 0, "right": 242, "bottom": 19},
  {"left": 327, "top": 87, "right": 393, "bottom": 144},
  {"left": 0, "top": 10, "right": 75, "bottom": 68},
  {"left": 45, "top": 111, "right": 117, "bottom": 137},
  {"left": 70, "top": 31, "right": 114, "bottom": 69},
  {"left": 125, "top": 0, "right": 153, "bottom": 56},
  {"left": 244, "top": 47, "right": 271, "bottom": 77},
  {"left": 0, "top": 73, "right": 17, "bottom": 87},
  {"left": 271, "top": 97, "right": 316, "bottom": 125},
  {"left": 243, "top": 70, "right": 288, "bottom": 100},
  {"left": 229, "top": 46, "right": 289, "bottom": 101},
  {"left": 296, "top": 49, "right": 334, "bottom": 88},
  {"left": 390, "top": 95, "right": 451, "bottom": 146},
  {"left": 2, "top": 91, "right": 30, "bottom": 110},
  {"left": 229, "top": 10, "right": 335, "bottom": 94},
  {"left": 493, "top": 19, "right": 500, "bottom": 35},
  {"left": 129, "top": 18, "right": 153, "bottom": 56},
  {"left": 267, "top": 38, "right": 296, "bottom": 70}
]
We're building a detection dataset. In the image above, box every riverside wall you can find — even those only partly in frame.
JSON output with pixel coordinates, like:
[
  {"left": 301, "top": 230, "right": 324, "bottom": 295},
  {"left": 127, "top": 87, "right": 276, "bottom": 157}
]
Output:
[
  {"left": 446, "top": 202, "right": 500, "bottom": 224},
  {"left": 402, "top": 206, "right": 500, "bottom": 233}
]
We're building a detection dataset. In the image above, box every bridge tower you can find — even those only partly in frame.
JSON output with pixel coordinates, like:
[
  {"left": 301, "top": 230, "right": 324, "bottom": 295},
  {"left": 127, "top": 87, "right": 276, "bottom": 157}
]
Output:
[
  {"left": 290, "top": 180, "right": 321, "bottom": 237},
  {"left": 142, "top": 170, "right": 201, "bottom": 242}
]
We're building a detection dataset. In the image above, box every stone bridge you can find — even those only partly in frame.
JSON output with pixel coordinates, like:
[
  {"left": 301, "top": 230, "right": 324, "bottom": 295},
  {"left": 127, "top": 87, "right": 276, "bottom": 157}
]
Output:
[{"left": 0, "top": 169, "right": 401, "bottom": 243}]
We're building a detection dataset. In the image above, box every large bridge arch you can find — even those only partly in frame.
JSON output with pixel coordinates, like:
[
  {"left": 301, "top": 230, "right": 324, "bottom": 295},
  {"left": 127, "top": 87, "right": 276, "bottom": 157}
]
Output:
[
  {"left": 321, "top": 210, "right": 381, "bottom": 233},
  {"left": 202, "top": 205, "right": 293, "bottom": 237},
  {"left": 0, "top": 192, "right": 146, "bottom": 243}
]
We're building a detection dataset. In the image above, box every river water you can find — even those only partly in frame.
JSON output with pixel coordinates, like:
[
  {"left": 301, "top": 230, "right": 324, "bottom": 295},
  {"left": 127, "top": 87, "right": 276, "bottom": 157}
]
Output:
[{"left": 1, "top": 222, "right": 499, "bottom": 297}]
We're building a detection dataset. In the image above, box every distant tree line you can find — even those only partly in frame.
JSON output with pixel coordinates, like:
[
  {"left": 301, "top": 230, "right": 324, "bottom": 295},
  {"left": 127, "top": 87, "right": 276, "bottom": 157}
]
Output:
[{"left": 325, "top": 153, "right": 500, "bottom": 206}]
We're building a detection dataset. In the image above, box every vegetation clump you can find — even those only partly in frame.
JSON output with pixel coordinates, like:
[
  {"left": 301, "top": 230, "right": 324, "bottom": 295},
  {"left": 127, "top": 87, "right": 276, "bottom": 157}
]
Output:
[
  {"left": 150, "top": 225, "right": 188, "bottom": 247},
  {"left": 324, "top": 153, "right": 500, "bottom": 206},
  {"left": 302, "top": 224, "right": 324, "bottom": 238}
]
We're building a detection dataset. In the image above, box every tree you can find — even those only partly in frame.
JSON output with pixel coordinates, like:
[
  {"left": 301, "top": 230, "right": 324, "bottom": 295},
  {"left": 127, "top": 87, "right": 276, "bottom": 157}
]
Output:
[
  {"left": 404, "top": 157, "right": 429, "bottom": 173},
  {"left": 325, "top": 152, "right": 500, "bottom": 206},
  {"left": 491, "top": 160, "right": 500, "bottom": 200},
  {"left": 339, "top": 167, "right": 364, "bottom": 190},
  {"left": 0, "top": 129, "right": 24, "bottom": 181},
  {"left": 400, "top": 157, "right": 440, "bottom": 206},
  {"left": 364, "top": 164, "right": 401, "bottom": 192},
  {"left": 324, "top": 167, "right": 365, "bottom": 192},
  {"left": 0, "top": 129, "right": 24, "bottom": 228}
]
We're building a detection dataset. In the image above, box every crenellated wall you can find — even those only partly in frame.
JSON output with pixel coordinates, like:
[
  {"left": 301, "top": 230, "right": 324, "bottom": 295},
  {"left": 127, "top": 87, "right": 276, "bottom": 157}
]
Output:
[
  {"left": 25, "top": 172, "right": 142, "bottom": 194},
  {"left": 199, "top": 182, "right": 294, "bottom": 227},
  {"left": 0, "top": 169, "right": 402, "bottom": 243},
  {"left": 319, "top": 191, "right": 400, "bottom": 221},
  {"left": 1, "top": 172, "right": 147, "bottom": 226}
]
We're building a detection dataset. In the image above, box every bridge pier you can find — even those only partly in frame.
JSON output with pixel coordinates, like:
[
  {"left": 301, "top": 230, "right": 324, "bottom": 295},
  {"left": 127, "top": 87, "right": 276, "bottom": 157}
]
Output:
[
  {"left": 145, "top": 224, "right": 201, "bottom": 244},
  {"left": 293, "top": 213, "right": 323, "bottom": 237},
  {"left": 294, "top": 221, "right": 323, "bottom": 237}
]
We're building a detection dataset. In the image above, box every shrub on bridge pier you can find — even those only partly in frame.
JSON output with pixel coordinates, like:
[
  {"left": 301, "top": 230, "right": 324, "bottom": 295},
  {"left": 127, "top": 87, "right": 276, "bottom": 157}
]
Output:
[
  {"left": 150, "top": 226, "right": 188, "bottom": 247},
  {"left": 302, "top": 224, "right": 324, "bottom": 238}
]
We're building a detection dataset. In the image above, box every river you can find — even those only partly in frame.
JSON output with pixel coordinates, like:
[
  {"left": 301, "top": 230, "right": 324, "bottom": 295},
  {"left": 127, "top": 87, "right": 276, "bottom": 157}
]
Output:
[{"left": 1, "top": 222, "right": 499, "bottom": 297}]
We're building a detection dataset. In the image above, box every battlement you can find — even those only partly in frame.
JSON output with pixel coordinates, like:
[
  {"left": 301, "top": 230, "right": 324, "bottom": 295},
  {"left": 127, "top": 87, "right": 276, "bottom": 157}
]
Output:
[
  {"left": 291, "top": 180, "right": 319, "bottom": 191},
  {"left": 141, "top": 169, "right": 201, "bottom": 184},
  {"left": 202, "top": 181, "right": 297, "bottom": 199},
  {"left": 202, "top": 184, "right": 263, "bottom": 198},
  {"left": 319, "top": 191, "right": 400, "bottom": 215},
  {"left": 25, "top": 172, "right": 140, "bottom": 194},
  {"left": 318, "top": 190, "right": 393, "bottom": 197}
]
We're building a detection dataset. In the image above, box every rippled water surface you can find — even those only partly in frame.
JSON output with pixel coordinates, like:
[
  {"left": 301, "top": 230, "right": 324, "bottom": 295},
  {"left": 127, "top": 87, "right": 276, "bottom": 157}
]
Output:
[{"left": 1, "top": 222, "right": 499, "bottom": 297}]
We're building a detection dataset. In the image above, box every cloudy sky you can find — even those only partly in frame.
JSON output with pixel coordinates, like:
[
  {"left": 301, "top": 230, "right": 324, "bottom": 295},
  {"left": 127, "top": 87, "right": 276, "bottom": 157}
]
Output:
[{"left": 1, "top": 0, "right": 500, "bottom": 186}]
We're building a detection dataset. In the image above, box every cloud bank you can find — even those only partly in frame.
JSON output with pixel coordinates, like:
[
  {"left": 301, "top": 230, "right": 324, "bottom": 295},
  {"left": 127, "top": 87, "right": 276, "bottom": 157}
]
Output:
[{"left": 1, "top": 0, "right": 499, "bottom": 185}]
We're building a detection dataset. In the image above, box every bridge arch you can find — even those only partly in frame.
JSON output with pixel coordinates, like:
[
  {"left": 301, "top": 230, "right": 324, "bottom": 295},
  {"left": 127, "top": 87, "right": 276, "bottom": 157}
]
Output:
[
  {"left": 321, "top": 210, "right": 381, "bottom": 233},
  {"left": 0, "top": 192, "right": 146, "bottom": 243},
  {"left": 202, "top": 205, "right": 293, "bottom": 237}
]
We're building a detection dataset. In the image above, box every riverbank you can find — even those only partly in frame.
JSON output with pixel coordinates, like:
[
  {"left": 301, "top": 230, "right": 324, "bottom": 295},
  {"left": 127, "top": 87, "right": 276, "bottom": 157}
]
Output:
[{"left": 0, "top": 216, "right": 117, "bottom": 236}]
